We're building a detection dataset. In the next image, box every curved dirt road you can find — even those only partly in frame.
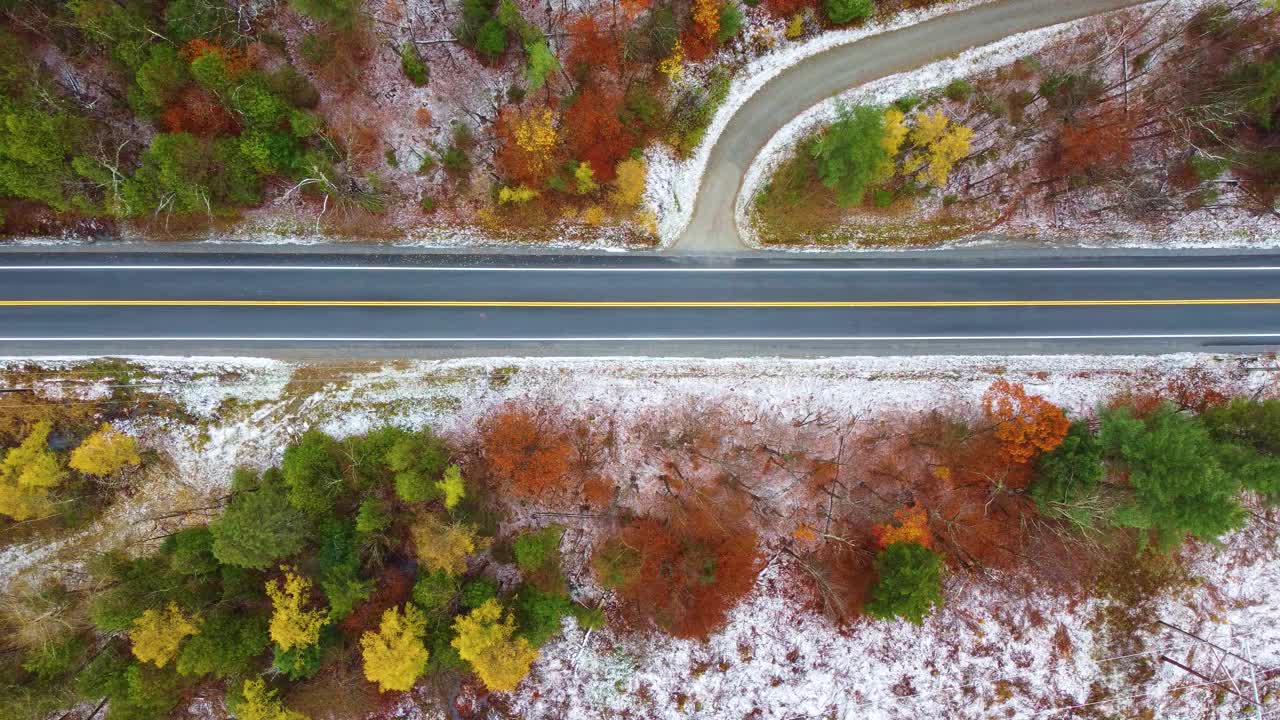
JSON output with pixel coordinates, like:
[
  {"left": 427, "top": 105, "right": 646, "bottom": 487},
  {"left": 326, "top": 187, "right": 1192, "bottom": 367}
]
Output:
[{"left": 670, "top": 0, "right": 1154, "bottom": 254}]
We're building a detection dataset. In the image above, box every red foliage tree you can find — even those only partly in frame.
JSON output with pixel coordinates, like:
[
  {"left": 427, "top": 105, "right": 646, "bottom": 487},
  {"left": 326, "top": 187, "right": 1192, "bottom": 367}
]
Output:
[
  {"left": 161, "top": 87, "right": 239, "bottom": 136},
  {"left": 764, "top": 0, "right": 814, "bottom": 18},
  {"left": 566, "top": 16, "right": 620, "bottom": 78},
  {"left": 982, "top": 379, "right": 1070, "bottom": 464},
  {"left": 594, "top": 511, "right": 761, "bottom": 639},
  {"left": 1052, "top": 109, "right": 1134, "bottom": 177},
  {"left": 563, "top": 84, "right": 629, "bottom": 182},
  {"left": 619, "top": 0, "right": 652, "bottom": 18},
  {"left": 481, "top": 406, "right": 575, "bottom": 497}
]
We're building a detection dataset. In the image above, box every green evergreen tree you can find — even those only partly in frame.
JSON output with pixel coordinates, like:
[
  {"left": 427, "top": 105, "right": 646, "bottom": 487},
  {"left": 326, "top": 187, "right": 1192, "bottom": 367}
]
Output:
[
  {"left": 810, "top": 104, "right": 888, "bottom": 205},
  {"left": 865, "top": 542, "right": 944, "bottom": 625},
  {"left": 209, "top": 467, "right": 308, "bottom": 569}
]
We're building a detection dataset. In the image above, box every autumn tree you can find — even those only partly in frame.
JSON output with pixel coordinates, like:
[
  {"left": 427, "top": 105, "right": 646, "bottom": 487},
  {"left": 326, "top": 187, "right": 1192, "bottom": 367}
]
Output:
[
  {"left": 565, "top": 16, "right": 619, "bottom": 77},
  {"left": 563, "top": 85, "right": 629, "bottom": 182},
  {"left": 450, "top": 599, "right": 539, "bottom": 692},
  {"left": 610, "top": 158, "right": 647, "bottom": 208},
  {"left": 865, "top": 541, "right": 945, "bottom": 624},
  {"left": 494, "top": 106, "right": 558, "bottom": 186},
  {"left": 236, "top": 678, "right": 309, "bottom": 720},
  {"left": 266, "top": 567, "right": 329, "bottom": 652},
  {"left": 0, "top": 421, "right": 65, "bottom": 520},
  {"left": 592, "top": 512, "right": 760, "bottom": 639},
  {"left": 1052, "top": 109, "right": 1133, "bottom": 178},
  {"left": 982, "top": 379, "right": 1070, "bottom": 464},
  {"left": 872, "top": 504, "right": 931, "bottom": 549},
  {"left": 481, "top": 407, "right": 574, "bottom": 497},
  {"left": 360, "top": 604, "right": 429, "bottom": 692},
  {"left": 69, "top": 423, "right": 141, "bottom": 477},
  {"left": 905, "top": 110, "right": 973, "bottom": 187},
  {"left": 130, "top": 603, "right": 201, "bottom": 668},
  {"left": 411, "top": 514, "right": 482, "bottom": 575}
]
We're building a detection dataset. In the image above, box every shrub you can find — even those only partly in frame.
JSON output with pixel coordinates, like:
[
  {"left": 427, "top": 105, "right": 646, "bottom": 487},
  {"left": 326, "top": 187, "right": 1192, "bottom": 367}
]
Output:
[
  {"left": 944, "top": 78, "right": 974, "bottom": 102},
  {"left": 165, "top": 0, "right": 232, "bottom": 43},
  {"left": 824, "top": 0, "right": 872, "bottom": 24},
  {"left": 289, "top": 0, "right": 359, "bottom": 27},
  {"left": 865, "top": 542, "right": 944, "bottom": 624},
  {"left": 399, "top": 43, "right": 429, "bottom": 86},
  {"left": 268, "top": 65, "right": 321, "bottom": 108},
  {"left": 300, "top": 33, "right": 336, "bottom": 65}
]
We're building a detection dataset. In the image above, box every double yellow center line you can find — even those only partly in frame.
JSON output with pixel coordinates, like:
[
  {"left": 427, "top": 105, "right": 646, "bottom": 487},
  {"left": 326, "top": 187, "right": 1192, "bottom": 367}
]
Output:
[{"left": 0, "top": 299, "right": 1277, "bottom": 308}]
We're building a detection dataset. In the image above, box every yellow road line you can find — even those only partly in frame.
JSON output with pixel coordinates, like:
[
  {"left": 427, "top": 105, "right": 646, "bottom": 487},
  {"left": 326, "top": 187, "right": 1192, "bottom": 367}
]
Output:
[{"left": 0, "top": 299, "right": 1278, "bottom": 308}]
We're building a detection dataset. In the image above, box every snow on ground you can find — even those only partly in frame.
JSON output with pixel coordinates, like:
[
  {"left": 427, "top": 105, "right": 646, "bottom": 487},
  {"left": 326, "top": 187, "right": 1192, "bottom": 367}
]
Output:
[
  {"left": 646, "top": 0, "right": 995, "bottom": 245},
  {"left": 2, "top": 353, "right": 1277, "bottom": 718}
]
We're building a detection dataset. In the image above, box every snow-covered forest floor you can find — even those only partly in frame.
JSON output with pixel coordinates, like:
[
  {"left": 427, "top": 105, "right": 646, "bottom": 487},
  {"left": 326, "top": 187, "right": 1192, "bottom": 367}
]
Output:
[{"left": 2, "top": 353, "right": 1277, "bottom": 719}]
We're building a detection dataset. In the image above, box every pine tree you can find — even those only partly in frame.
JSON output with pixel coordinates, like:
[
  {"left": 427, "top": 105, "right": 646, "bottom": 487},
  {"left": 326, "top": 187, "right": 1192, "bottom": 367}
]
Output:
[{"left": 865, "top": 542, "right": 945, "bottom": 624}]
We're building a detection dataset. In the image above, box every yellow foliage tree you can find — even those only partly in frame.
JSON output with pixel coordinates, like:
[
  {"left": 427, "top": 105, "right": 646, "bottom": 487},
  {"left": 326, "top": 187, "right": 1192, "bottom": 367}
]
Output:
[
  {"left": 511, "top": 107, "right": 557, "bottom": 179},
  {"left": 266, "top": 567, "right": 329, "bottom": 651},
  {"left": 450, "top": 599, "right": 538, "bottom": 692},
  {"left": 658, "top": 40, "right": 685, "bottom": 82},
  {"left": 906, "top": 110, "right": 973, "bottom": 187},
  {"left": 237, "top": 678, "right": 309, "bottom": 720},
  {"left": 411, "top": 515, "right": 482, "bottom": 575},
  {"left": 360, "top": 604, "right": 429, "bottom": 692},
  {"left": 130, "top": 602, "right": 200, "bottom": 668},
  {"left": 875, "top": 107, "right": 908, "bottom": 182},
  {"left": 69, "top": 423, "right": 142, "bottom": 477},
  {"left": 498, "top": 185, "right": 539, "bottom": 204},
  {"left": 513, "top": 108, "right": 556, "bottom": 156},
  {"left": 581, "top": 205, "right": 606, "bottom": 225},
  {"left": 610, "top": 158, "right": 647, "bottom": 208},
  {"left": 573, "top": 162, "right": 598, "bottom": 194},
  {"left": 436, "top": 464, "right": 465, "bottom": 511},
  {"left": 0, "top": 421, "right": 65, "bottom": 520},
  {"left": 693, "top": 0, "right": 719, "bottom": 41}
]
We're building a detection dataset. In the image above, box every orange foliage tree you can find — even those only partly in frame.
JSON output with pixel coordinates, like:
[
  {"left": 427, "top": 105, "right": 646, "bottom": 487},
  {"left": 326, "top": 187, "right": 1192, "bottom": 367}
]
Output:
[
  {"left": 982, "top": 379, "right": 1070, "bottom": 464},
  {"left": 1052, "top": 109, "right": 1134, "bottom": 177},
  {"left": 563, "top": 85, "right": 629, "bottom": 182},
  {"left": 593, "top": 511, "right": 760, "bottom": 639},
  {"left": 871, "top": 504, "right": 931, "bottom": 549},
  {"left": 481, "top": 406, "right": 575, "bottom": 497},
  {"left": 566, "top": 16, "right": 620, "bottom": 78},
  {"left": 162, "top": 87, "right": 239, "bottom": 136}
]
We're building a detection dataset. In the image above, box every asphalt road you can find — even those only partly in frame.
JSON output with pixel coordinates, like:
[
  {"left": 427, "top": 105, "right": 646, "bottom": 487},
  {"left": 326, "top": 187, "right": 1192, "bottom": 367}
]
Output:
[
  {"left": 673, "top": 0, "right": 1154, "bottom": 252},
  {"left": 0, "top": 253, "right": 1277, "bottom": 357}
]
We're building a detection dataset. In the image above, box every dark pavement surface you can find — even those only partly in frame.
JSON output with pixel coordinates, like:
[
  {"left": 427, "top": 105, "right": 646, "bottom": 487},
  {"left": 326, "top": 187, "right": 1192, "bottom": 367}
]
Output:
[{"left": 0, "top": 252, "right": 1277, "bottom": 357}]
